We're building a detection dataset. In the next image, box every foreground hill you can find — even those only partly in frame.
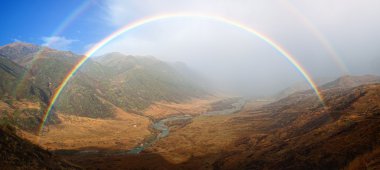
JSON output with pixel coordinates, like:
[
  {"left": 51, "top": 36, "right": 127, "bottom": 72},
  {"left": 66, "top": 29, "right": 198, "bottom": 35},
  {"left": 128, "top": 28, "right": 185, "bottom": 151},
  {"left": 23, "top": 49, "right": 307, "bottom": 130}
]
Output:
[{"left": 0, "top": 125, "right": 80, "bottom": 169}]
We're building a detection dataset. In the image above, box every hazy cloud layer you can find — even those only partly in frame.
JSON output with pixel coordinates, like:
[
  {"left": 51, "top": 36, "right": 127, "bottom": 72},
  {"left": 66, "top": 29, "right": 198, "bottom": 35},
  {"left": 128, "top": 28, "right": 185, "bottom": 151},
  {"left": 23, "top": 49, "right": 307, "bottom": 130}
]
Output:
[{"left": 94, "top": 0, "right": 380, "bottom": 96}]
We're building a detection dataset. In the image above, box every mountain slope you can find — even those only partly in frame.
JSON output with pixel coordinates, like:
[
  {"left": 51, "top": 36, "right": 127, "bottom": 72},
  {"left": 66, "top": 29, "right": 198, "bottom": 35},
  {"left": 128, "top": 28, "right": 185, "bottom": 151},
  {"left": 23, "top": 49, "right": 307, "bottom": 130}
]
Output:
[
  {"left": 0, "top": 56, "right": 60, "bottom": 132},
  {"left": 27, "top": 52, "right": 115, "bottom": 118},
  {"left": 0, "top": 56, "right": 44, "bottom": 101},
  {"left": 0, "top": 43, "right": 115, "bottom": 120}
]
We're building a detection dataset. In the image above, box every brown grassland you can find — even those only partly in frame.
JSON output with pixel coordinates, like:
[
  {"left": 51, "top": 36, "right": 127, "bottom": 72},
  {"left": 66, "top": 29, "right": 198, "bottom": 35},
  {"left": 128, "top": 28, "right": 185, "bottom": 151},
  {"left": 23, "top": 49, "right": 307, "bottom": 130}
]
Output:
[{"left": 18, "top": 97, "right": 222, "bottom": 152}]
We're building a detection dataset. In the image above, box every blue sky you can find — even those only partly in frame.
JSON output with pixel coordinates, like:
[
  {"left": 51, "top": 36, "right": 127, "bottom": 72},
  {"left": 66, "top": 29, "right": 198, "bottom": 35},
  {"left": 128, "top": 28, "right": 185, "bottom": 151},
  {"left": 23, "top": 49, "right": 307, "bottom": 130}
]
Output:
[{"left": 0, "top": 0, "right": 112, "bottom": 53}]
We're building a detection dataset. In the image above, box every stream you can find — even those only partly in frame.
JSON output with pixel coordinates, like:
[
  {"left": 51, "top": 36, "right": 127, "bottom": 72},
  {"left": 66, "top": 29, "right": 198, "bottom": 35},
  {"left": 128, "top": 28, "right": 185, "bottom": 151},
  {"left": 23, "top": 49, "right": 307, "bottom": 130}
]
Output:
[
  {"left": 127, "top": 98, "right": 246, "bottom": 154},
  {"left": 127, "top": 115, "right": 193, "bottom": 154}
]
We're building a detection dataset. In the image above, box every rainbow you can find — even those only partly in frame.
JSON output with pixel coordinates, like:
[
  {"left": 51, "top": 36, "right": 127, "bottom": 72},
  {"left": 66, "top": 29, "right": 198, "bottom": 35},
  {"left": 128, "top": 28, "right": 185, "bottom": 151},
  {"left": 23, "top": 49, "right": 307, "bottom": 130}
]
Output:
[
  {"left": 37, "top": 13, "right": 325, "bottom": 135},
  {"left": 280, "top": 0, "right": 349, "bottom": 74}
]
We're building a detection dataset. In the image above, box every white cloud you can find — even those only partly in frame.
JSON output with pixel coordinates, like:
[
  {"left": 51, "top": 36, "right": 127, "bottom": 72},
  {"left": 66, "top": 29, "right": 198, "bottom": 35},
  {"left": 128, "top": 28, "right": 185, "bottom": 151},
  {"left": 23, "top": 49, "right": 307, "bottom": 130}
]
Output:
[
  {"left": 42, "top": 36, "right": 78, "bottom": 50},
  {"left": 12, "top": 38, "right": 22, "bottom": 42}
]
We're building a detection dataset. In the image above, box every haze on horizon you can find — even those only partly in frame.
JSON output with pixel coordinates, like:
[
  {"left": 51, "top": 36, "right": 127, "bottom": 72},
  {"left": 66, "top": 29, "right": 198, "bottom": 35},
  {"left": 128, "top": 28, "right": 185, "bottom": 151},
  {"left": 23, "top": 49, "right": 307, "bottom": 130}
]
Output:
[{"left": 2, "top": 0, "right": 380, "bottom": 97}]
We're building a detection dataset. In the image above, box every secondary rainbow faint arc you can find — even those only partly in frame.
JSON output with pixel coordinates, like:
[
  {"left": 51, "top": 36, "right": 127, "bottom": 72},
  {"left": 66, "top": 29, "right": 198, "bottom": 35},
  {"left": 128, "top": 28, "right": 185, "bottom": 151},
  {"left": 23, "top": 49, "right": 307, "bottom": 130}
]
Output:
[
  {"left": 13, "top": 0, "right": 93, "bottom": 96},
  {"left": 38, "top": 13, "right": 324, "bottom": 135},
  {"left": 280, "top": 0, "right": 349, "bottom": 74}
]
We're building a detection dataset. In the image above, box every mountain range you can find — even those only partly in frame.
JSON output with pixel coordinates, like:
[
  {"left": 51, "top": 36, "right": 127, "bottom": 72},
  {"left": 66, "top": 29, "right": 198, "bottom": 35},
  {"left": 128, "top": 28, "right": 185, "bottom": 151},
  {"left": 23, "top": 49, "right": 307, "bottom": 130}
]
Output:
[{"left": 0, "top": 42, "right": 207, "bottom": 129}]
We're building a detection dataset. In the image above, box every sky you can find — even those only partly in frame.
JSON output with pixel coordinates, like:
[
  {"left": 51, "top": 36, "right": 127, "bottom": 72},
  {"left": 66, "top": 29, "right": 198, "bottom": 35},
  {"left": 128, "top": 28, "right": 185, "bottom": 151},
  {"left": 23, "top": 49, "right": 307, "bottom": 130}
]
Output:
[
  {"left": 1, "top": 0, "right": 380, "bottom": 96},
  {"left": 0, "top": 0, "right": 111, "bottom": 51}
]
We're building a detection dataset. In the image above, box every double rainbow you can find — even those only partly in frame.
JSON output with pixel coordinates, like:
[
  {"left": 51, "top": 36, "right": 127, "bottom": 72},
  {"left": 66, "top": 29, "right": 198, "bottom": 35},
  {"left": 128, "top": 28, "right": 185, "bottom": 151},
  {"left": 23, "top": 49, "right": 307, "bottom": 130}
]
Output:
[{"left": 37, "top": 13, "right": 325, "bottom": 135}]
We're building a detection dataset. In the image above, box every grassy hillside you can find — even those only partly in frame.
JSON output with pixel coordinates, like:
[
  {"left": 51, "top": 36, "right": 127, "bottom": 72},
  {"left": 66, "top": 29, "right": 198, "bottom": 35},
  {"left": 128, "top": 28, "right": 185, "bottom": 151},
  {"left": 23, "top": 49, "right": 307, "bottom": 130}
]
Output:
[
  {"left": 0, "top": 56, "right": 42, "bottom": 101},
  {"left": 0, "top": 44, "right": 112, "bottom": 131},
  {"left": 19, "top": 50, "right": 114, "bottom": 118}
]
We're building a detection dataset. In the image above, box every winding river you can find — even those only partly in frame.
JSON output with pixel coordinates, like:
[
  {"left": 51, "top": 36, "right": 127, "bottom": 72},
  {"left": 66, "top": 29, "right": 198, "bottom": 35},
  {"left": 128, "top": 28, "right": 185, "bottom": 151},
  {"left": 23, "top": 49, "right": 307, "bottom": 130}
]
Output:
[
  {"left": 127, "top": 115, "right": 193, "bottom": 154},
  {"left": 127, "top": 98, "right": 246, "bottom": 154}
]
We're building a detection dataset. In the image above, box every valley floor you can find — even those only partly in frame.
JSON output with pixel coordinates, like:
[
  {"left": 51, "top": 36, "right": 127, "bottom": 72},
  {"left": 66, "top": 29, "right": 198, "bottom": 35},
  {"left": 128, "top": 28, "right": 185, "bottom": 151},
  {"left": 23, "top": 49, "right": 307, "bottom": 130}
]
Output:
[
  {"left": 12, "top": 84, "right": 380, "bottom": 169},
  {"left": 58, "top": 99, "right": 270, "bottom": 169}
]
